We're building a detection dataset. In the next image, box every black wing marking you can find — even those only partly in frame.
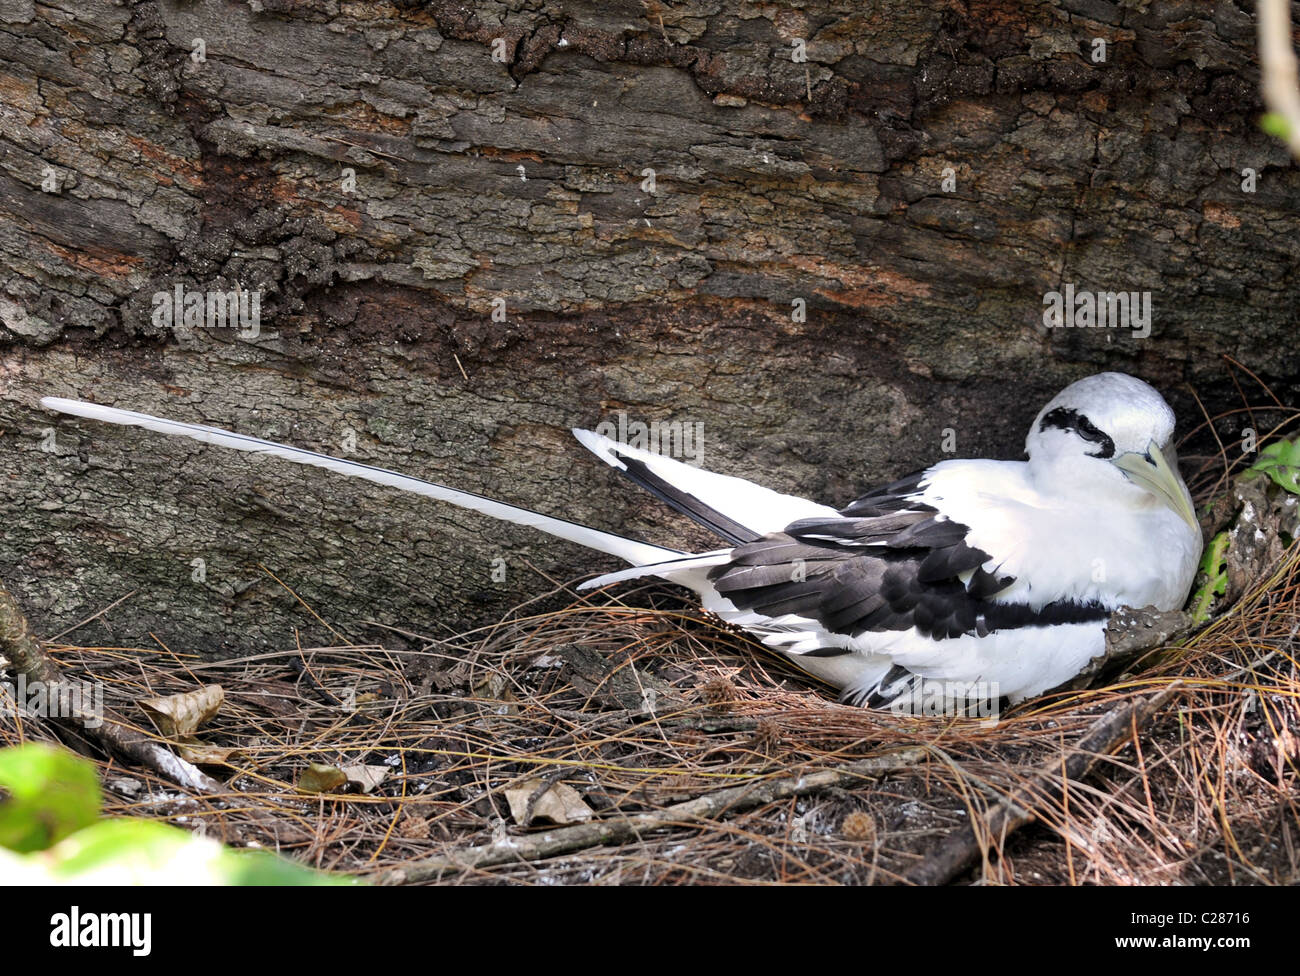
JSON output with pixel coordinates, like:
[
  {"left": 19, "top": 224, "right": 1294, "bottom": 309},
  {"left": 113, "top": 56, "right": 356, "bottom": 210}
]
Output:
[
  {"left": 853, "top": 664, "right": 914, "bottom": 708},
  {"left": 838, "top": 472, "right": 928, "bottom": 516},
  {"left": 846, "top": 665, "right": 1007, "bottom": 710},
  {"left": 708, "top": 471, "right": 1108, "bottom": 648},
  {"left": 600, "top": 449, "right": 761, "bottom": 546}
]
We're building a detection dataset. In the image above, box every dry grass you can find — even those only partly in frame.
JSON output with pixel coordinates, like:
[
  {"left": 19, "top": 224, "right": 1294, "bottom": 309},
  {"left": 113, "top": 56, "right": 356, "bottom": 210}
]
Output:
[
  {"left": 2, "top": 561, "right": 1295, "bottom": 885},
  {"left": 3, "top": 362, "right": 1298, "bottom": 885}
]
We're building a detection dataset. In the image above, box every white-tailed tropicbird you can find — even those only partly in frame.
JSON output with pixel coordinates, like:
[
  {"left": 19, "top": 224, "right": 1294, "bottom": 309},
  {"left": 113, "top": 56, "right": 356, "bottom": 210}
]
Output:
[{"left": 39, "top": 371, "right": 1202, "bottom": 707}]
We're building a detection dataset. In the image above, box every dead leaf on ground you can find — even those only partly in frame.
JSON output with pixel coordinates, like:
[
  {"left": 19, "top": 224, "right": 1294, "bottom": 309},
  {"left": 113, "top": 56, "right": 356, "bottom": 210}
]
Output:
[
  {"left": 339, "top": 764, "right": 389, "bottom": 793},
  {"left": 297, "top": 762, "right": 390, "bottom": 794},
  {"left": 140, "top": 684, "right": 223, "bottom": 737},
  {"left": 504, "top": 778, "right": 593, "bottom": 826},
  {"left": 298, "top": 763, "right": 348, "bottom": 794},
  {"left": 176, "top": 741, "right": 241, "bottom": 765}
]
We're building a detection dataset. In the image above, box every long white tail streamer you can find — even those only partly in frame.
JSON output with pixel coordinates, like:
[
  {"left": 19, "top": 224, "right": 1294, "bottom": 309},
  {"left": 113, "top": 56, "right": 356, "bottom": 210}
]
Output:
[{"left": 39, "top": 397, "right": 683, "bottom": 568}]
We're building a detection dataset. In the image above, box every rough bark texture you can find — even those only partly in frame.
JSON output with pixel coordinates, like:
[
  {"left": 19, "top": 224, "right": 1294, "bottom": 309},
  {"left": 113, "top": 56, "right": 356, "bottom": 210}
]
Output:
[{"left": 0, "top": 1, "right": 1296, "bottom": 655}]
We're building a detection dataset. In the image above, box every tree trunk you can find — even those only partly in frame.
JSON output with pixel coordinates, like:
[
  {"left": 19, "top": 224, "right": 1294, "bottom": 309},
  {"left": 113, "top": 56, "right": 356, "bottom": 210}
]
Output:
[{"left": 1, "top": 0, "right": 1296, "bottom": 654}]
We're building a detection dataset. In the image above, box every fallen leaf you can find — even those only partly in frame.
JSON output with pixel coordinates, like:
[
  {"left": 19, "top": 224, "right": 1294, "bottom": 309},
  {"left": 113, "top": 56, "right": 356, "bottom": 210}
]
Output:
[
  {"left": 504, "top": 778, "right": 593, "bottom": 826},
  {"left": 298, "top": 764, "right": 348, "bottom": 794},
  {"left": 176, "top": 741, "right": 241, "bottom": 765},
  {"left": 339, "top": 764, "right": 388, "bottom": 793},
  {"left": 297, "top": 763, "right": 388, "bottom": 794},
  {"left": 140, "top": 685, "right": 223, "bottom": 737}
]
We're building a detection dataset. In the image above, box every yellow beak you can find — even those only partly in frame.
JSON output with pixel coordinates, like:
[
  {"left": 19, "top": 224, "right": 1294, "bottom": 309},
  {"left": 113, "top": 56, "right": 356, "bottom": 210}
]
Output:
[{"left": 1113, "top": 440, "right": 1199, "bottom": 533}]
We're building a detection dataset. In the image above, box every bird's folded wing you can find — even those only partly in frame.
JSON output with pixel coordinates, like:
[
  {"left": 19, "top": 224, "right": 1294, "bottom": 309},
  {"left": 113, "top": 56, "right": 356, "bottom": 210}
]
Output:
[{"left": 708, "top": 468, "right": 1108, "bottom": 647}]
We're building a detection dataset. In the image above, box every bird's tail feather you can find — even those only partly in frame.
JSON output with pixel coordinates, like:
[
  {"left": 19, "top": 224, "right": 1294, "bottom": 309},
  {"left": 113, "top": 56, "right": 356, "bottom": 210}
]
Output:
[
  {"left": 576, "top": 551, "right": 733, "bottom": 590},
  {"left": 571, "top": 427, "right": 838, "bottom": 539},
  {"left": 39, "top": 398, "right": 683, "bottom": 568}
]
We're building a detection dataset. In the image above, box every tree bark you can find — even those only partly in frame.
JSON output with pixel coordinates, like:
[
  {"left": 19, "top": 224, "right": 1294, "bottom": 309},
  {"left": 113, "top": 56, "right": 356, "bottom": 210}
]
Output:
[{"left": 0, "top": 1, "right": 1296, "bottom": 654}]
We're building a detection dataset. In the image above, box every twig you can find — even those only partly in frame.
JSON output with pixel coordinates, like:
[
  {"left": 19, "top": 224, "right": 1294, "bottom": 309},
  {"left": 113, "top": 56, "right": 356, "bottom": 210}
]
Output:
[
  {"left": 90, "top": 721, "right": 226, "bottom": 793},
  {"left": 0, "top": 577, "right": 224, "bottom": 793},
  {"left": 0, "top": 580, "right": 60, "bottom": 685},
  {"left": 904, "top": 684, "right": 1182, "bottom": 886},
  {"left": 373, "top": 747, "right": 927, "bottom": 883}
]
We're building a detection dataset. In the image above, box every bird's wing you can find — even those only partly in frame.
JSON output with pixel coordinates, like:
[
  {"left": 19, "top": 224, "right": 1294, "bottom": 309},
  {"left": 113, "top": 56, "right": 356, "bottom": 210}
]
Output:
[
  {"left": 708, "top": 463, "right": 1110, "bottom": 651},
  {"left": 572, "top": 427, "right": 838, "bottom": 543}
]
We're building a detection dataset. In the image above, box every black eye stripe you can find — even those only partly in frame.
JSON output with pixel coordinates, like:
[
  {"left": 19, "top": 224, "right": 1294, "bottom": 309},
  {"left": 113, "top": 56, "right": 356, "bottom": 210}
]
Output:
[{"left": 1038, "top": 407, "right": 1116, "bottom": 459}]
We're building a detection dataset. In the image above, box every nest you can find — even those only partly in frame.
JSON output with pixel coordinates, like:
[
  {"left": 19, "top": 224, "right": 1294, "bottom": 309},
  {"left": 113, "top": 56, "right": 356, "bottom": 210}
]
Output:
[{"left": 3, "top": 368, "right": 1299, "bottom": 885}]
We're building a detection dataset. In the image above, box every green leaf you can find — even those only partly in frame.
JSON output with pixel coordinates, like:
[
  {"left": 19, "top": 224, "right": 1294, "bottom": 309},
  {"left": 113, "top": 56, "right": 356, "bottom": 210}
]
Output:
[
  {"left": 1249, "top": 438, "right": 1300, "bottom": 495},
  {"left": 0, "top": 745, "right": 357, "bottom": 884},
  {"left": 46, "top": 818, "right": 219, "bottom": 881},
  {"left": 36, "top": 819, "right": 358, "bottom": 884},
  {"left": 1190, "top": 531, "right": 1229, "bottom": 623},
  {"left": 1261, "top": 112, "right": 1293, "bottom": 139},
  {"left": 0, "top": 744, "right": 101, "bottom": 852},
  {"left": 223, "top": 848, "right": 360, "bottom": 885}
]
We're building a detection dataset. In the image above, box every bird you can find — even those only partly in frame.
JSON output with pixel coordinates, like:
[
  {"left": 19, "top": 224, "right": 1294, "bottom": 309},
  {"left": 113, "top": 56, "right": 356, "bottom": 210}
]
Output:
[{"left": 39, "top": 371, "right": 1202, "bottom": 710}]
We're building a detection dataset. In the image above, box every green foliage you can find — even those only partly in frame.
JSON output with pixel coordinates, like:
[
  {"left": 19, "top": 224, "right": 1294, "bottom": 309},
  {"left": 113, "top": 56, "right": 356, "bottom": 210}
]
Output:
[
  {"left": 1184, "top": 437, "right": 1299, "bottom": 625},
  {"left": 0, "top": 743, "right": 357, "bottom": 884},
  {"left": 1260, "top": 112, "right": 1293, "bottom": 140},
  {"left": 1190, "top": 531, "right": 1229, "bottom": 624},
  {"left": 1249, "top": 438, "right": 1300, "bottom": 495},
  {"left": 0, "top": 742, "right": 100, "bottom": 852}
]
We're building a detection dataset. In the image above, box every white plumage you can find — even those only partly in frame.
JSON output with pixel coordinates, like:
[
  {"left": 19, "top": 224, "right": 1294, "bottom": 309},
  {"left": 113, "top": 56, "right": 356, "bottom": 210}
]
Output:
[{"left": 40, "top": 371, "right": 1202, "bottom": 708}]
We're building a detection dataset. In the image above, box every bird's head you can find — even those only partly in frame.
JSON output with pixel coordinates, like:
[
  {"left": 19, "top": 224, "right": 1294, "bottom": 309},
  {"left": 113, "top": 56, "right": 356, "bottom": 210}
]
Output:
[{"left": 1024, "top": 372, "right": 1198, "bottom": 532}]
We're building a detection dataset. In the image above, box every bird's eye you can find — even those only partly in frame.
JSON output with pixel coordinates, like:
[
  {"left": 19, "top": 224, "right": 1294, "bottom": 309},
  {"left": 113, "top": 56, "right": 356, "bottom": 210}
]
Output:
[
  {"left": 1038, "top": 407, "right": 1115, "bottom": 459},
  {"left": 1075, "top": 416, "right": 1106, "bottom": 444}
]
